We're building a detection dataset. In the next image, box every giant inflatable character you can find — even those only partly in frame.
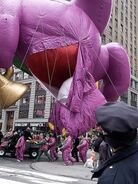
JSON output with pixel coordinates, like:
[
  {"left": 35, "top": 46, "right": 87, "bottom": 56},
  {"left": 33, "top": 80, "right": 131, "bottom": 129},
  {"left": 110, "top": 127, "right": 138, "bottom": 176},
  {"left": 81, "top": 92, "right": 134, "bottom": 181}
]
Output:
[{"left": 0, "top": 0, "right": 130, "bottom": 136}]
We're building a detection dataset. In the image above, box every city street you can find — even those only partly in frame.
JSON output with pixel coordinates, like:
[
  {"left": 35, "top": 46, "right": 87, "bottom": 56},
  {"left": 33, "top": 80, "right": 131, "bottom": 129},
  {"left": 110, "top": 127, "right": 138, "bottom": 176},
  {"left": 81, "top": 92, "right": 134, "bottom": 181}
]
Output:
[
  {"left": 0, "top": 0, "right": 137, "bottom": 183},
  {"left": 0, "top": 156, "right": 97, "bottom": 184}
]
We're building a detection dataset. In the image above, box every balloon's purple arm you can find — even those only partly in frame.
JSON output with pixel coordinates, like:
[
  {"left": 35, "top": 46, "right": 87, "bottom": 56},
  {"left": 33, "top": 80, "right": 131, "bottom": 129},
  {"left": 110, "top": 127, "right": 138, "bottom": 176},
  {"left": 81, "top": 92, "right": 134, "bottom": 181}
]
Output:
[{"left": 0, "top": 1, "right": 20, "bottom": 69}]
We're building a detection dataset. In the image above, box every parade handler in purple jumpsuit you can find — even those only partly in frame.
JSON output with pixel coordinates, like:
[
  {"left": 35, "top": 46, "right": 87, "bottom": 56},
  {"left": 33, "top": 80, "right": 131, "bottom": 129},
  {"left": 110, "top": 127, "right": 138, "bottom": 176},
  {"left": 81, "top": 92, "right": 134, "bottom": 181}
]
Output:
[
  {"left": 36, "top": 135, "right": 51, "bottom": 162},
  {"left": 49, "top": 133, "right": 58, "bottom": 161},
  {"left": 15, "top": 132, "right": 25, "bottom": 162},
  {"left": 60, "top": 133, "right": 75, "bottom": 166},
  {"left": 77, "top": 135, "right": 89, "bottom": 163}
]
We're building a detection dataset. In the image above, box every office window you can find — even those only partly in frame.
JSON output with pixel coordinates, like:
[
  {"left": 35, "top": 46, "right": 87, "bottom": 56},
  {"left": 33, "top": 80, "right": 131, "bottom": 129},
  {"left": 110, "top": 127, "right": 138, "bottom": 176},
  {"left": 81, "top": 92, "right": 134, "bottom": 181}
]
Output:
[
  {"left": 134, "top": 58, "right": 137, "bottom": 65},
  {"left": 130, "top": 55, "right": 133, "bottom": 64},
  {"left": 134, "top": 26, "right": 136, "bottom": 34},
  {"left": 33, "top": 110, "right": 45, "bottom": 118},
  {"left": 115, "top": 7, "right": 118, "bottom": 15},
  {"left": 125, "top": 17, "right": 128, "bottom": 26},
  {"left": 110, "top": 17, "right": 113, "bottom": 24},
  {"left": 134, "top": 70, "right": 137, "bottom": 78},
  {"left": 134, "top": 16, "right": 136, "bottom": 24},
  {"left": 130, "top": 11, "right": 132, "bottom": 20},
  {"left": 121, "top": 2, "right": 123, "bottom": 9},
  {"left": 23, "top": 73, "right": 29, "bottom": 79},
  {"left": 21, "top": 97, "right": 30, "bottom": 104},
  {"left": 130, "top": 22, "right": 132, "bottom": 31},
  {"left": 0, "top": 109, "right": 2, "bottom": 119},
  {"left": 25, "top": 83, "right": 32, "bottom": 93},
  {"left": 109, "top": 26, "right": 112, "bottom": 36},
  {"left": 131, "top": 92, "right": 137, "bottom": 107},
  {"left": 115, "top": 31, "right": 118, "bottom": 40},
  {"left": 130, "top": 33, "right": 133, "bottom": 42},
  {"left": 120, "top": 92, "right": 128, "bottom": 104},
  {"left": 136, "top": 82, "right": 138, "bottom": 90},
  {"left": 134, "top": 48, "right": 137, "bottom": 57},
  {"left": 35, "top": 95, "right": 46, "bottom": 104},
  {"left": 15, "top": 72, "right": 23, "bottom": 80},
  {"left": 115, "top": 19, "right": 118, "bottom": 28},
  {"left": 131, "top": 79, "right": 134, "bottom": 88},
  {"left": 130, "top": 44, "right": 133, "bottom": 54},
  {"left": 130, "top": 67, "right": 133, "bottom": 74},
  {"left": 121, "top": 36, "right": 123, "bottom": 45},
  {"left": 36, "top": 82, "right": 44, "bottom": 91},
  {"left": 125, "top": 29, "right": 128, "bottom": 37},
  {"left": 121, "top": 12, "right": 123, "bottom": 21},
  {"left": 134, "top": 37, "right": 136, "bottom": 46},
  {"left": 121, "top": 24, "right": 123, "bottom": 32},
  {"left": 125, "top": 44, "right": 128, "bottom": 49},
  {"left": 125, "top": 6, "right": 128, "bottom": 14},
  {"left": 102, "top": 34, "right": 106, "bottom": 43},
  {"left": 19, "top": 110, "right": 28, "bottom": 119},
  {"left": 125, "top": 40, "right": 128, "bottom": 49},
  {"left": 130, "top": 1, "right": 132, "bottom": 9},
  {"left": 134, "top": 6, "right": 136, "bottom": 14}
]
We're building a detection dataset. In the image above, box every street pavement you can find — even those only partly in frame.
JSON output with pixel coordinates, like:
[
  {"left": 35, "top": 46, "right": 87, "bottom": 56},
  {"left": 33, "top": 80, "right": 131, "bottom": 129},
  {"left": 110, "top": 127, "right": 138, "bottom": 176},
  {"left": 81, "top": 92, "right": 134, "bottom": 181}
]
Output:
[
  {"left": 0, "top": 165, "right": 79, "bottom": 184},
  {"left": 31, "top": 151, "right": 97, "bottom": 184},
  {"left": 0, "top": 151, "right": 98, "bottom": 184}
]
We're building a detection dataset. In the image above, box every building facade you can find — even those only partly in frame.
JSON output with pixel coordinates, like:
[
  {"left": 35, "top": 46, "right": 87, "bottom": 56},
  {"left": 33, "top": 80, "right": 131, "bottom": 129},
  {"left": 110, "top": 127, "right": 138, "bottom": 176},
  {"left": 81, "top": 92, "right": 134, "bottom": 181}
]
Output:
[
  {"left": 102, "top": 0, "right": 138, "bottom": 107},
  {"left": 0, "top": 68, "right": 54, "bottom": 132}
]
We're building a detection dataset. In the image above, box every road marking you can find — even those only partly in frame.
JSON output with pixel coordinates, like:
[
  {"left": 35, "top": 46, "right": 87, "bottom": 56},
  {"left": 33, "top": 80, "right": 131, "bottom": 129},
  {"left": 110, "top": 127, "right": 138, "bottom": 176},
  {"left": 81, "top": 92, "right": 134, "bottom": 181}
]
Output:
[
  {"left": 0, "top": 178, "right": 27, "bottom": 184},
  {"left": 0, "top": 166, "right": 78, "bottom": 183}
]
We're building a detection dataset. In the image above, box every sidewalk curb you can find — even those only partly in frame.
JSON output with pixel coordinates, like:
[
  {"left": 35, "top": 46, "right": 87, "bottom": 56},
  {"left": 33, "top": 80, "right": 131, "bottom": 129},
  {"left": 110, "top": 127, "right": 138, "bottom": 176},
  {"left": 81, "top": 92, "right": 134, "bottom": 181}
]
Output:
[{"left": 30, "top": 162, "right": 93, "bottom": 182}]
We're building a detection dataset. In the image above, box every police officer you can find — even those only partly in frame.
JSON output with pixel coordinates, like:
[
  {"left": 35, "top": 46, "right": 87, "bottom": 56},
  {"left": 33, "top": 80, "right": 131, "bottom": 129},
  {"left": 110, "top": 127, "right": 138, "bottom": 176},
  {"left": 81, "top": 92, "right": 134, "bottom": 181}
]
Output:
[{"left": 92, "top": 101, "right": 138, "bottom": 184}]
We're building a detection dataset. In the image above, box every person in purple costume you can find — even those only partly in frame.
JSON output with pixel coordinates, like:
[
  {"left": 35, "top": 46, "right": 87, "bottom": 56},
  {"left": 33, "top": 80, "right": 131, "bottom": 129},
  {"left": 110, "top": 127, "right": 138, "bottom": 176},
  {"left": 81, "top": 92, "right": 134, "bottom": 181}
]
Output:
[
  {"left": 77, "top": 135, "right": 89, "bottom": 163},
  {"left": 49, "top": 133, "right": 58, "bottom": 161},
  {"left": 36, "top": 135, "right": 51, "bottom": 162},
  {"left": 60, "top": 133, "right": 75, "bottom": 166},
  {"left": 15, "top": 132, "right": 26, "bottom": 162}
]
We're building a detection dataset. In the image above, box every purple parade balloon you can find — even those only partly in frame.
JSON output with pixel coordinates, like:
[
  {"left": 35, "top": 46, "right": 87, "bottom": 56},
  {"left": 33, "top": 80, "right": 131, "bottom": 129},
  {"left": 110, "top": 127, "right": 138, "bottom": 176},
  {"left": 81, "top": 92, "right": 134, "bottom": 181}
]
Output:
[{"left": 0, "top": 0, "right": 130, "bottom": 136}]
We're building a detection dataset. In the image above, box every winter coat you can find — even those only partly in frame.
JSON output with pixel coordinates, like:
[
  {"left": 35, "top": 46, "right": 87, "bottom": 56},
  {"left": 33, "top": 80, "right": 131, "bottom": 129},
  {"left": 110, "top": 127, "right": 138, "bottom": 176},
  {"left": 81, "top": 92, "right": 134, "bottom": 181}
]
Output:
[
  {"left": 98, "top": 141, "right": 111, "bottom": 166},
  {"left": 72, "top": 138, "right": 79, "bottom": 151},
  {"left": 92, "top": 144, "right": 138, "bottom": 184},
  {"left": 24, "top": 130, "right": 32, "bottom": 140},
  {"left": 92, "top": 137, "right": 103, "bottom": 152}
]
